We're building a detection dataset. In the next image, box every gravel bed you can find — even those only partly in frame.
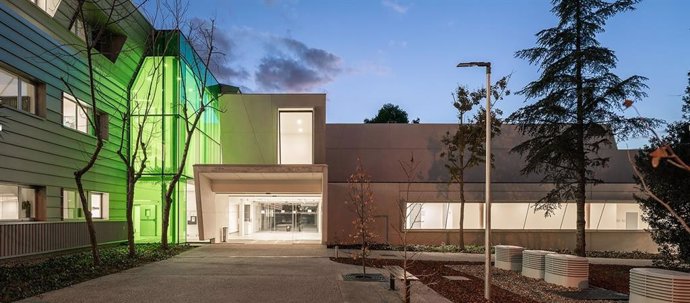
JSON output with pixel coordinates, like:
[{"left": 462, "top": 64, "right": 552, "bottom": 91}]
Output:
[{"left": 447, "top": 264, "right": 623, "bottom": 303}]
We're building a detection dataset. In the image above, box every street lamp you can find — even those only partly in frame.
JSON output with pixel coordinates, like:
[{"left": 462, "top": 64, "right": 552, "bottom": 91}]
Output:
[{"left": 457, "top": 61, "right": 492, "bottom": 300}]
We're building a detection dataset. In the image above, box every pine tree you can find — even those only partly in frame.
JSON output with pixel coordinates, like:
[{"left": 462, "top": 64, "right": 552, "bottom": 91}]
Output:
[{"left": 508, "top": 0, "right": 651, "bottom": 256}]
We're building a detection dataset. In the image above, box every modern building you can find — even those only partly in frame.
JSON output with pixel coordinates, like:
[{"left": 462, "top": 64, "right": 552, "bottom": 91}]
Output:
[{"left": 0, "top": 0, "right": 657, "bottom": 259}]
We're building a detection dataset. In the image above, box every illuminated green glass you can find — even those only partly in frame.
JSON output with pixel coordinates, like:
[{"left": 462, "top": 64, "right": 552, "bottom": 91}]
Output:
[{"left": 128, "top": 31, "right": 221, "bottom": 244}]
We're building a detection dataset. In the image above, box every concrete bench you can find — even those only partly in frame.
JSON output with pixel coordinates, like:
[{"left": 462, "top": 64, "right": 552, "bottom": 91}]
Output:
[{"left": 383, "top": 265, "right": 418, "bottom": 301}]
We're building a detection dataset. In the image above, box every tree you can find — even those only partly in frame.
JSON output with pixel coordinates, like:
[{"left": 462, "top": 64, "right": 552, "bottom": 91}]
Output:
[
  {"left": 160, "top": 8, "right": 223, "bottom": 249},
  {"left": 116, "top": 37, "right": 167, "bottom": 257},
  {"left": 508, "top": 0, "right": 654, "bottom": 256},
  {"left": 59, "top": 0, "right": 148, "bottom": 265},
  {"left": 364, "top": 103, "right": 419, "bottom": 123},
  {"left": 440, "top": 77, "right": 508, "bottom": 250},
  {"left": 346, "top": 159, "right": 376, "bottom": 274},
  {"left": 633, "top": 72, "right": 690, "bottom": 267},
  {"left": 397, "top": 154, "right": 422, "bottom": 303}
]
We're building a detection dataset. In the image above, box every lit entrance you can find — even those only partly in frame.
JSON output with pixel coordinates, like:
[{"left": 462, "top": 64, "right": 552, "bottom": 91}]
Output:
[
  {"left": 227, "top": 195, "right": 321, "bottom": 241},
  {"left": 192, "top": 164, "right": 327, "bottom": 244}
]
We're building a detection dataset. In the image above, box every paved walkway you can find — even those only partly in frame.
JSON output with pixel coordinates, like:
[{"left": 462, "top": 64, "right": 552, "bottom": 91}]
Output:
[
  {"left": 19, "top": 244, "right": 652, "bottom": 303},
  {"left": 20, "top": 244, "right": 449, "bottom": 303}
]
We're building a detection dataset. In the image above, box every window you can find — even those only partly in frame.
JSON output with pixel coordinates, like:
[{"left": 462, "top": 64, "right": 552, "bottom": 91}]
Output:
[
  {"left": 69, "top": 18, "right": 86, "bottom": 41},
  {"left": 29, "top": 0, "right": 62, "bottom": 17},
  {"left": 62, "top": 189, "right": 82, "bottom": 219},
  {"left": 62, "top": 190, "right": 108, "bottom": 220},
  {"left": 404, "top": 201, "right": 649, "bottom": 230},
  {"left": 279, "top": 110, "right": 313, "bottom": 164},
  {"left": 91, "top": 193, "right": 102, "bottom": 219},
  {"left": 0, "top": 183, "right": 36, "bottom": 220},
  {"left": 62, "top": 93, "right": 91, "bottom": 134},
  {"left": 0, "top": 67, "right": 37, "bottom": 115}
]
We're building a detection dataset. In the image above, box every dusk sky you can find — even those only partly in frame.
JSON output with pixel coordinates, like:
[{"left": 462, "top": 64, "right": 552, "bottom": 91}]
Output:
[{"left": 144, "top": 0, "right": 689, "bottom": 146}]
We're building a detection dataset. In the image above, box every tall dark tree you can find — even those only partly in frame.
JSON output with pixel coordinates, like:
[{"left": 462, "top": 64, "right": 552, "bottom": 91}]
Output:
[
  {"left": 364, "top": 103, "right": 419, "bottom": 123},
  {"left": 508, "top": 0, "right": 653, "bottom": 256},
  {"left": 634, "top": 72, "right": 690, "bottom": 267},
  {"left": 440, "top": 77, "right": 508, "bottom": 249}
]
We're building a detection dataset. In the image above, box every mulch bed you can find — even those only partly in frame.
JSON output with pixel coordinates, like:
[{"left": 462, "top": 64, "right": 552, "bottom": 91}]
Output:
[
  {"left": 333, "top": 257, "right": 646, "bottom": 303},
  {"left": 589, "top": 264, "right": 639, "bottom": 294},
  {"left": 331, "top": 257, "right": 537, "bottom": 303}
]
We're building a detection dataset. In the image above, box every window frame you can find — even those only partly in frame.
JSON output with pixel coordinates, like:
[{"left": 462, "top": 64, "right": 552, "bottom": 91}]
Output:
[
  {"left": 62, "top": 92, "right": 93, "bottom": 135},
  {"left": 277, "top": 109, "right": 314, "bottom": 164},
  {"left": 0, "top": 183, "right": 37, "bottom": 222},
  {"left": 61, "top": 189, "right": 108, "bottom": 220},
  {"left": 0, "top": 66, "right": 39, "bottom": 116}
]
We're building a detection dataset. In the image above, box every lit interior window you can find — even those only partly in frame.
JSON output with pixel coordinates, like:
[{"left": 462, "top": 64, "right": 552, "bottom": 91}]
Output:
[{"left": 279, "top": 111, "right": 313, "bottom": 164}]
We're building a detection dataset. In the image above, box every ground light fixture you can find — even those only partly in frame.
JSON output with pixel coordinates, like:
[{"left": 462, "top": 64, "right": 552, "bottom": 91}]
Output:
[{"left": 457, "top": 61, "right": 492, "bottom": 300}]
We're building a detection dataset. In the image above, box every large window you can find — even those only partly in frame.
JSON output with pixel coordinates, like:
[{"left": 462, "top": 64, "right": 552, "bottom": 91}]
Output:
[
  {"left": 62, "top": 93, "right": 91, "bottom": 134},
  {"left": 0, "top": 184, "right": 36, "bottom": 220},
  {"left": 0, "top": 67, "right": 37, "bottom": 115},
  {"left": 62, "top": 189, "right": 108, "bottom": 220},
  {"left": 405, "top": 201, "right": 648, "bottom": 230},
  {"left": 29, "top": 0, "right": 62, "bottom": 17},
  {"left": 279, "top": 111, "right": 313, "bottom": 164}
]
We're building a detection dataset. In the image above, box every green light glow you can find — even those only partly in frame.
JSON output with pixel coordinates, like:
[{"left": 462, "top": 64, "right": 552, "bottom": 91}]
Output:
[{"left": 128, "top": 31, "right": 222, "bottom": 243}]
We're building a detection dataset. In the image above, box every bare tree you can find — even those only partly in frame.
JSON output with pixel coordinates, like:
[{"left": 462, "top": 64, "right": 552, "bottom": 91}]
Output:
[
  {"left": 159, "top": 3, "right": 223, "bottom": 249},
  {"left": 115, "top": 39, "right": 167, "bottom": 256},
  {"left": 58, "top": 0, "right": 149, "bottom": 265},
  {"left": 346, "top": 158, "right": 377, "bottom": 274},
  {"left": 396, "top": 154, "right": 423, "bottom": 303}
]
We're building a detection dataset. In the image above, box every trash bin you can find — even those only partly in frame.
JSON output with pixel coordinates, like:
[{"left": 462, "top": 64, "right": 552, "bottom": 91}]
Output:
[{"left": 221, "top": 226, "right": 228, "bottom": 242}]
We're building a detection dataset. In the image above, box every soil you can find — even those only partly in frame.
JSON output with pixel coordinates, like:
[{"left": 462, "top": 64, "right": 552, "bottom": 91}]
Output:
[
  {"left": 331, "top": 257, "right": 538, "bottom": 303},
  {"left": 332, "top": 258, "right": 642, "bottom": 303}
]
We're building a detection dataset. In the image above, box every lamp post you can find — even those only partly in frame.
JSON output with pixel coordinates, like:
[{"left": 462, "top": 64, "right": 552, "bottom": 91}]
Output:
[{"left": 457, "top": 61, "right": 492, "bottom": 300}]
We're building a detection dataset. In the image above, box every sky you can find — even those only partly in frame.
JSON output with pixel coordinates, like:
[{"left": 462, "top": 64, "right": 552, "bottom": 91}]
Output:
[{"left": 142, "top": 0, "right": 690, "bottom": 147}]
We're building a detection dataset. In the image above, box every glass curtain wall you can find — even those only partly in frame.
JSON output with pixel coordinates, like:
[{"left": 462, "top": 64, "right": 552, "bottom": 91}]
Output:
[{"left": 129, "top": 31, "right": 221, "bottom": 243}]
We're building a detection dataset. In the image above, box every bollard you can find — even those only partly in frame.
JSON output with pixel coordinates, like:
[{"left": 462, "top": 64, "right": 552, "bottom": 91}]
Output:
[
  {"left": 335, "top": 245, "right": 339, "bottom": 258},
  {"left": 389, "top": 274, "right": 395, "bottom": 290}
]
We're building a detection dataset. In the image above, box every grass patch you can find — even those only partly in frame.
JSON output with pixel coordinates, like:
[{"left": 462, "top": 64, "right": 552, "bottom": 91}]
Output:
[{"left": 0, "top": 243, "right": 192, "bottom": 302}]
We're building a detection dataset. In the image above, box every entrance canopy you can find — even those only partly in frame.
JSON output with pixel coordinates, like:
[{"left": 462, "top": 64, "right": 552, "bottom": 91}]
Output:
[{"left": 192, "top": 164, "right": 328, "bottom": 243}]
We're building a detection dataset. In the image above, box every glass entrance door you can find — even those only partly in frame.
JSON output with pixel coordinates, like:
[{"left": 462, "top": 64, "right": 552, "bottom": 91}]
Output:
[{"left": 227, "top": 195, "right": 321, "bottom": 241}]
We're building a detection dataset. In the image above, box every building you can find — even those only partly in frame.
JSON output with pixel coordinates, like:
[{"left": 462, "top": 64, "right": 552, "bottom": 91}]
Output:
[{"left": 0, "top": 0, "right": 656, "bottom": 259}]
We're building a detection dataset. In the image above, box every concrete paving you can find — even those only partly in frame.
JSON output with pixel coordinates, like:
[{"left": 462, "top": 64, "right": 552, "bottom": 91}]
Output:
[{"left": 20, "top": 244, "right": 448, "bottom": 303}]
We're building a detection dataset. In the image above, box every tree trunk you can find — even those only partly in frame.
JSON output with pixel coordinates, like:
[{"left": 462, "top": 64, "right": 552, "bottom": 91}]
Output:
[
  {"left": 161, "top": 110, "right": 204, "bottom": 249},
  {"left": 459, "top": 178, "right": 466, "bottom": 250},
  {"left": 74, "top": 139, "right": 103, "bottom": 265},
  {"left": 126, "top": 172, "right": 136, "bottom": 257},
  {"left": 573, "top": 0, "right": 587, "bottom": 257}
]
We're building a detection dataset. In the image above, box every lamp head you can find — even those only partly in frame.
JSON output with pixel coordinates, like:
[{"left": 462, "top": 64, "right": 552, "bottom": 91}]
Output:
[{"left": 457, "top": 61, "right": 491, "bottom": 68}]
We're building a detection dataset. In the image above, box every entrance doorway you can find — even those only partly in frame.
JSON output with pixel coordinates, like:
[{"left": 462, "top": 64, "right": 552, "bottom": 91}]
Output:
[{"left": 227, "top": 195, "right": 321, "bottom": 241}]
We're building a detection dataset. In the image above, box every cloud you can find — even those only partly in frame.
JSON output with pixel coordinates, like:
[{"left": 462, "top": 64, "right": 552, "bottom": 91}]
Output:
[
  {"left": 382, "top": 0, "right": 409, "bottom": 14},
  {"left": 255, "top": 37, "right": 342, "bottom": 91},
  {"left": 188, "top": 18, "right": 250, "bottom": 83}
]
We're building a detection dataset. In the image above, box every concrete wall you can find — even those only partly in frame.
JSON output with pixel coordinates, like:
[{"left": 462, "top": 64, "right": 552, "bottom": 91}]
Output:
[
  {"left": 326, "top": 124, "right": 636, "bottom": 184},
  {"left": 325, "top": 124, "right": 656, "bottom": 252},
  {"left": 219, "top": 94, "right": 326, "bottom": 165}
]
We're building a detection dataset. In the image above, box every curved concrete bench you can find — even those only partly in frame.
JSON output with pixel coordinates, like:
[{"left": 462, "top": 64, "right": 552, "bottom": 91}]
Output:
[
  {"left": 522, "top": 250, "right": 553, "bottom": 280},
  {"left": 630, "top": 267, "right": 690, "bottom": 303},
  {"left": 495, "top": 245, "right": 524, "bottom": 271},
  {"left": 544, "top": 254, "right": 588, "bottom": 289}
]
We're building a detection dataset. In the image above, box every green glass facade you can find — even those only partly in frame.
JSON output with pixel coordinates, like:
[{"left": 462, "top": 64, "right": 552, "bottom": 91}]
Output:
[{"left": 129, "top": 32, "right": 221, "bottom": 243}]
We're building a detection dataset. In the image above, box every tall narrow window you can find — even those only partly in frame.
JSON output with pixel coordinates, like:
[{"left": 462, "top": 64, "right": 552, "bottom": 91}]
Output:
[
  {"left": 62, "top": 93, "right": 91, "bottom": 134},
  {"left": 90, "top": 193, "right": 102, "bottom": 219},
  {"left": 279, "top": 111, "right": 313, "bottom": 164},
  {"left": 0, "top": 67, "right": 37, "bottom": 115},
  {"left": 62, "top": 189, "right": 81, "bottom": 219}
]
